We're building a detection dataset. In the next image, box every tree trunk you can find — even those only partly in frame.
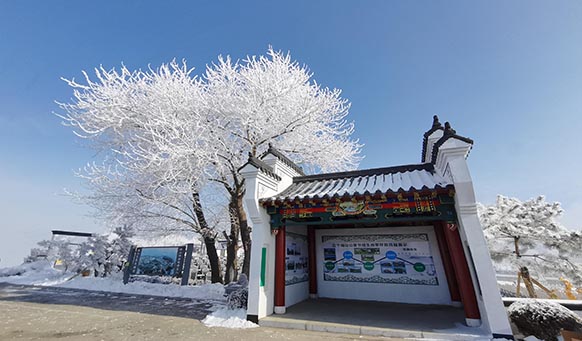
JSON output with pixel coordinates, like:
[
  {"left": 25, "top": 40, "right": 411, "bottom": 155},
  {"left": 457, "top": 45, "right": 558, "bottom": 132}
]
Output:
[
  {"left": 236, "top": 192, "right": 252, "bottom": 277},
  {"left": 192, "top": 191, "right": 223, "bottom": 283},
  {"left": 224, "top": 198, "right": 240, "bottom": 284},
  {"left": 514, "top": 236, "right": 521, "bottom": 257},
  {"left": 203, "top": 236, "right": 223, "bottom": 284}
]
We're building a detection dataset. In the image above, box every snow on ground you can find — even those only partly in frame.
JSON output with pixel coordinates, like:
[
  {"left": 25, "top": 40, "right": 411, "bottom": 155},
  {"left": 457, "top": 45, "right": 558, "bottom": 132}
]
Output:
[
  {"left": 0, "top": 260, "right": 70, "bottom": 286},
  {"left": 0, "top": 260, "right": 265, "bottom": 329},
  {"left": 431, "top": 322, "right": 491, "bottom": 339},
  {"left": 61, "top": 275, "right": 226, "bottom": 301},
  {"left": 503, "top": 297, "right": 582, "bottom": 308},
  {"left": 0, "top": 260, "right": 225, "bottom": 301},
  {"left": 202, "top": 308, "right": 258, "bottom": 329}
]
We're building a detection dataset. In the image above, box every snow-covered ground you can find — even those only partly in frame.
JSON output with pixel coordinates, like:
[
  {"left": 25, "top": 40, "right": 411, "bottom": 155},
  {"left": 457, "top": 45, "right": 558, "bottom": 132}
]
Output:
[
  {"left": 0, "top": 260, "right": 258, "bottom": 329},
  {"left": 0, "top": 260, "right": 225, "bottom": 300},
  {"left": 202, "top": 308, "right": 258, "bottom": 329}
]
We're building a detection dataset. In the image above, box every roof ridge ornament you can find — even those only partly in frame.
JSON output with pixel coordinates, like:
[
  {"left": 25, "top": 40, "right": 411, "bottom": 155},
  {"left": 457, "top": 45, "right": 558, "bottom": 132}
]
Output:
[
  {"left": 443, "top": 122, "right": 456, "bottom": 136},
  {"left": 432, "top": 115, "right": 443, "bottom": 129},
  {"left": 421, "top": 115, "right": 445, "bottom": 162}
]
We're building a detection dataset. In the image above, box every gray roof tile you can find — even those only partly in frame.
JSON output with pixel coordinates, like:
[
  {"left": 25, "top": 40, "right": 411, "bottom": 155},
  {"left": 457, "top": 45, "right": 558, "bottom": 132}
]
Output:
[{"left": 264, "top": 163, "right": 452, "bottom": 203}]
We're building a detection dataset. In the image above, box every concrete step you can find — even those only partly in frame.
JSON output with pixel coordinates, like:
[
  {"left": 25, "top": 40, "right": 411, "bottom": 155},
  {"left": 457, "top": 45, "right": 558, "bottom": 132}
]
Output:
[{"left": 259, "top": 316, "right": 493, "bottom": 340}]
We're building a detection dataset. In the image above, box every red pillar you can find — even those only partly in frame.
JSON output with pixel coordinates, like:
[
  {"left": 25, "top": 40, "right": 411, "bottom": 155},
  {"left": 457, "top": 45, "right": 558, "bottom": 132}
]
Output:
[
  {"left": 442, "top": 221, "right": 481, "bottom": 323},
  {"left": 434, "top": 223, "right": 462, "bottom": 303},
  {"left": 308, "top": 226, "right": 317, "bottom": 298},
  {"left": 274, "top": 226, "right": 286, "bottom": 314}
]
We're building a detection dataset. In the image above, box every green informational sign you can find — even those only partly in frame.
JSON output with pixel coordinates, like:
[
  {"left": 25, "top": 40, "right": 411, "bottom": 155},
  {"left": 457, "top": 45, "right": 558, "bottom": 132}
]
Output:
[{"left": 325, "top": 261, "right": 335, "bottom": 271}]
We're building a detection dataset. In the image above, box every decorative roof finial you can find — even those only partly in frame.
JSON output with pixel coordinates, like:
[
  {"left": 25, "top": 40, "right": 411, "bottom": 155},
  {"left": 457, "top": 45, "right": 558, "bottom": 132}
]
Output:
[
  {"left": 444, "top": 122, "right": 456, "bottom": 136},
  {"left": 432, "top": 115, "right": 442, "bottom": 129}
]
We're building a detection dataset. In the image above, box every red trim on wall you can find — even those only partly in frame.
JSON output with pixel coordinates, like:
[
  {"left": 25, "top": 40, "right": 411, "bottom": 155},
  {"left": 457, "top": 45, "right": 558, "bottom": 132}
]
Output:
[
  {"left": 442, "top": 222, "right": 481, "bottom": 320},
  {"left": 274, "top": 226, "right": 286, "bottom": 308},
  {"left": 308, "top": 226, "right": 317, "bottom": 295},
  {"left": 434, "top": 223, "right": 461, "bottom": 302}
]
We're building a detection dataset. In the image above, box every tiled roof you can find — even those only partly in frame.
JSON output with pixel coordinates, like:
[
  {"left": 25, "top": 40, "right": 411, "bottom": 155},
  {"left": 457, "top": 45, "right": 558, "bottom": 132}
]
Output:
[{"left": 263, "top": 163, "right": 452, "bottom": 203}]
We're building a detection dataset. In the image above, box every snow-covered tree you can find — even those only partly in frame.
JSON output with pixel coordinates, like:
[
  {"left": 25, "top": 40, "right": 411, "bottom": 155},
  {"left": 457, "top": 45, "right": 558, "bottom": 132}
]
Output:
[
  {"left": 77, "top": 234, "right": 110, "bottom": 276},
  {"left": 478, "top": 195, "right": 582, "bottom": 286},
  {"left": 25, "top": 226, "right": 134, "bottom": 277},
  {"left": 58, "top": 47, "right": 362, "bottom": 283},
  {"left": 59, "top": 61, "right": 226, "bottom": 282},
  {"left": 107, "top": 225, "right": 135, "bottom": 272}
]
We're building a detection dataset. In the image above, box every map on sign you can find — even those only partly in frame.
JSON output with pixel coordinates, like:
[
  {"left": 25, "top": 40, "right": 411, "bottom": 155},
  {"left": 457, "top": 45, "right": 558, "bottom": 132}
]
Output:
[{"left": 322, "top": 233, "right": 438, "bottom": 286}]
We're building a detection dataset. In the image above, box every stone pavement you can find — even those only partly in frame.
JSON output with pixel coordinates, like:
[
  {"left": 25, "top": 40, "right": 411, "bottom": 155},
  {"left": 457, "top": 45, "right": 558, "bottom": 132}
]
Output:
[
  {"left": 0, "top": 283, "right": 401, "bottom": 340},
  {"left": 260, "top": 298, "right": 490, "bottom": 340}
]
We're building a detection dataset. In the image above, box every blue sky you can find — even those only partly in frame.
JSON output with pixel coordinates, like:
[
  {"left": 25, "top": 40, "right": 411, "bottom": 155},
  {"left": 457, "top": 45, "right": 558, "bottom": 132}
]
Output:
[{"left": 0, "top": 1, "right": 581, "bottom": 267}]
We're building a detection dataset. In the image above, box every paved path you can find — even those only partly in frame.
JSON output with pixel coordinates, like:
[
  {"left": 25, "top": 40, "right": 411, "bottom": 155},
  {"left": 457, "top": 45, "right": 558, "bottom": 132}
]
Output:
[
  {"left": 0, "top": 283, "right": 398, "bottom": 341},
  {"left": 0, "top": 282, "right": 219, "bottom": 320}
]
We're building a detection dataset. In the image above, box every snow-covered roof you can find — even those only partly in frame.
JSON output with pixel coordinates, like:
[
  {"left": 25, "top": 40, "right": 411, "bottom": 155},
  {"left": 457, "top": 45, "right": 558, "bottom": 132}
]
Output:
[
  {"left": 262, "top": 163, "right": 452, "bottom": 204},
  {"left": 260, "top": 144, "right": 305, "bottom": 176},
  {"left": 238, "top": 153, "right": 282, "bottom": 180},
  {"left": 238, "top": 145, "right": 304, "bottom": 180}
]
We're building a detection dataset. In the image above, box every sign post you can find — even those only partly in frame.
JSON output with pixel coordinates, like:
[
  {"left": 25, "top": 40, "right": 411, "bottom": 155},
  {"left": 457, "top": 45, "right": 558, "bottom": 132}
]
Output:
[
  {"left": 181, "top": 243, "right": 194, "bottom": 286},
  {"left": 123, "top": 245, "right": 136, "bottom": 285}
]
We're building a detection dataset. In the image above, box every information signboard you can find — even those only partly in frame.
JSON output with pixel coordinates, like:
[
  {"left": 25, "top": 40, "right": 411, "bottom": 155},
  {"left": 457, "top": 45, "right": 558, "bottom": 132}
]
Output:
[
  {"left": 285, "top": 232, "right": 309, "bottom": 285},
  {"left": 321, "top": 233, "right": 438, "bottom": 286},
  {"left": 130, "top": 246, "right": 185, "bottom": 277}
]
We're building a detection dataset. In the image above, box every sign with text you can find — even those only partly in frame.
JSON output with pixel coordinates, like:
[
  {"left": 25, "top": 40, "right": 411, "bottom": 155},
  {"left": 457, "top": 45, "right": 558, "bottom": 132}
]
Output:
[
  {"left": 130, "top": 246, "right": 185, "bottom": 277},
  {"left": 285, "top": 232, "right": 309, "bottom": 285},
  {"left": 321, "top": 233, "right": 438, "bottom": 286}
]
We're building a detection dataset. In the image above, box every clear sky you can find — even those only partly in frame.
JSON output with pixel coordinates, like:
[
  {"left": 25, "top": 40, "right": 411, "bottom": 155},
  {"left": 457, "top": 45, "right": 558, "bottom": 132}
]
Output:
[{"left": 1, "top": 1, "right": 581, "bottom": 267}]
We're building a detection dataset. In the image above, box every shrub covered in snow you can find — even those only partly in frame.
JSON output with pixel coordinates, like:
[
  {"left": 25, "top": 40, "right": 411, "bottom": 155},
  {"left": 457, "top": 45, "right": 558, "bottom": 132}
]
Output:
[
  {"left": 508, "top": 299, "right": 582, "bottom": 341},
  {"left": 22, "top": 225, "right": 134, "bottom": 278},
  {"left": 227, "top": 287, "right": 248, "bottom": 309},
  {"left": 225, "top": 273, "right": 248, "bottom": 309}
]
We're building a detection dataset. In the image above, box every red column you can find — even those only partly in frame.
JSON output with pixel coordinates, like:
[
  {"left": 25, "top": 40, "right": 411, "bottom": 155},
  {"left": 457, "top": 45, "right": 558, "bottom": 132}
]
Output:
[
  {"left": 434, "top": 223, "right": 461, "bottom": 303},
  {"left": 274, "top": 226, "right": 286, "bottom": 313},
  {"left": 442, "top": 222, "right": 481, "bottom": 322},
  {"left": 308, "top": 226, "right": 317, "bottom": 298}
]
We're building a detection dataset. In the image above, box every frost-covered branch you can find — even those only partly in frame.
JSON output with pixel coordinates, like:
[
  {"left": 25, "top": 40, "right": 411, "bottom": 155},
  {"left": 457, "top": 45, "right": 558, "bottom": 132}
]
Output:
[{"left": 479, "top": 195, "right": 582, "bottom": 285}]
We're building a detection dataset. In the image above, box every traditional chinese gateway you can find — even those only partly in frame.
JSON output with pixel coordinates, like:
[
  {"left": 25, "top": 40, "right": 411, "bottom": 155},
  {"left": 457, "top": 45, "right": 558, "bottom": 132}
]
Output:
[{"left": 238, "top": 116, "right": 513, "bottom": 339}]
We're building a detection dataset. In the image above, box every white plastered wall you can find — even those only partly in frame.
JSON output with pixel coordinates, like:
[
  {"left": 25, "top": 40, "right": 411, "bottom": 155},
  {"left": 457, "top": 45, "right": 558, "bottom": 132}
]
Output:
[
  {"left": 239, "top": 156, "right": 302, "bottom": 319},
  {"left": 434, "top": 137, "right": 513, "bottom": 337}
]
